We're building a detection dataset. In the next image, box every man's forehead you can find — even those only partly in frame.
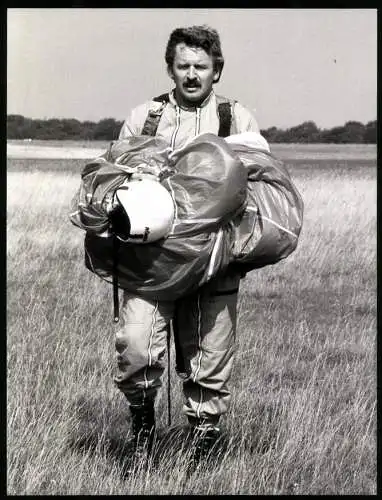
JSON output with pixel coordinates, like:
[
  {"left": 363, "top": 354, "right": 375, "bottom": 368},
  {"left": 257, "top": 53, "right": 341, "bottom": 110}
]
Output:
[{"left": 174, "top": 43, "right": 212, "bottom": 62}]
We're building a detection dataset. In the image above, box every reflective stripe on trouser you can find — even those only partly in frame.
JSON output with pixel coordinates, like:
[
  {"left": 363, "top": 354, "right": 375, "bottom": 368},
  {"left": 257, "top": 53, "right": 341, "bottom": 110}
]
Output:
[
  {"left": 175, "top": 271, "right": 240, "bottom": 423},
  {"left": 113, "top": 293, "right": 174, "bottom": 405},
  {"left": 113, "top": 271, "right": 240, "bottom": 421}
]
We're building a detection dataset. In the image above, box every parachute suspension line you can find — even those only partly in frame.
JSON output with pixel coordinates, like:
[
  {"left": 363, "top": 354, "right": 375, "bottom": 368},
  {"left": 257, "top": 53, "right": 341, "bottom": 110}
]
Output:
[
  {"left": 259, "top": 215, "right": 299, "bottom": 238},
  {"left": 167, "top": 322, "right": 172, "bottom": 427},
  {"left": 207, "top": 228, "right": 224, "bottom": 279},
  {"left": 112, "top": 234, "right": 120, "bottom": 323}
]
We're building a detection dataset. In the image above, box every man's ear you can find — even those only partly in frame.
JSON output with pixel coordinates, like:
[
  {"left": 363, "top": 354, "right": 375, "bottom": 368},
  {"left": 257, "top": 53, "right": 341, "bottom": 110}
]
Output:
[
  {"left": 213, "top": 64, "right": 223, "bottom": 83},
  {"left": 167, "top": 65, "right": 175, "bottom": 81},
  {"left": 212, "top": 69, "right": 222, "bottom": 83}
]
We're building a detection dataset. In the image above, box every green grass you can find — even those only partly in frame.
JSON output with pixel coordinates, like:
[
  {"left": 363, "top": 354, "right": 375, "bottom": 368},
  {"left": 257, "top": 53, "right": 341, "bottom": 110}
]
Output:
[{"left": 6, "top": 148, "right": 376, "bottom": 494}]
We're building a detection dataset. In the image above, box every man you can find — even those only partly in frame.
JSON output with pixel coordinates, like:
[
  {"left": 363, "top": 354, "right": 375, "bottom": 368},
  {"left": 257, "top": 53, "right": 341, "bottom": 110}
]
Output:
[{"left": 115, "top": 25, "right": 264, "bottom": 468}]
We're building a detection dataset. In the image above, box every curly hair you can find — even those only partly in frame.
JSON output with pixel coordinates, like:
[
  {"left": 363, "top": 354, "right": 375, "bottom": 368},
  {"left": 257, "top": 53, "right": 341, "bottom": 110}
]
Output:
[{"left": 165, "top": 25, "right": 225, "bottom": 76}]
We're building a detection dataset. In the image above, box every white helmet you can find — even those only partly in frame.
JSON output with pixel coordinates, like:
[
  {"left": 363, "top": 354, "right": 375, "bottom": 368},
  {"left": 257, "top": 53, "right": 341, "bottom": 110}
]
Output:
[{"left": 113, "top": 178, "right": 175, "bottom": 243}]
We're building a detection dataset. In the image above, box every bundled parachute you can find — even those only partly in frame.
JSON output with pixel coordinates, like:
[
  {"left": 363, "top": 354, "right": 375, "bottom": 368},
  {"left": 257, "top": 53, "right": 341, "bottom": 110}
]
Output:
[
  {"left": 69, "top": 133, "right": 303, "bottom": 301},
  {"left": 70, "top": 134, "right": 248, "bottom": 300},
  {"left": 226, "top": 134, "right": 304, "bottom": 271}
]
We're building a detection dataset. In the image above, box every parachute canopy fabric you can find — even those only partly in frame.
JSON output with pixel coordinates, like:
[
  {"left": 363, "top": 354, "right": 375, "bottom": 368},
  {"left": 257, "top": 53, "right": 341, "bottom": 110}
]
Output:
[
  {"left": 228, "top": 141, "right": 304, "bottom": 271},
  {"left": 69, "top": 132, "right": 303, "bottom": 300},
  {"left": 70, "top": 133, "right": 248, "bottom": 300}
]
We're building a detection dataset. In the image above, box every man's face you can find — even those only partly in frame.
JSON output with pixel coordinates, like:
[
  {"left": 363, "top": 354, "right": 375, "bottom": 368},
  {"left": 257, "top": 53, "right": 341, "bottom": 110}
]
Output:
[{"left": 168, "top": 43, "right": 220, "bottom": 107}]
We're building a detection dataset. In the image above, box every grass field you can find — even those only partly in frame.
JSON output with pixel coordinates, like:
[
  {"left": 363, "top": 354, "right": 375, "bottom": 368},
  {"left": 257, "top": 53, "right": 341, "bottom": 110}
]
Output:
[{"left": 6, "top": 142, "right": 377, "bottom": 494}]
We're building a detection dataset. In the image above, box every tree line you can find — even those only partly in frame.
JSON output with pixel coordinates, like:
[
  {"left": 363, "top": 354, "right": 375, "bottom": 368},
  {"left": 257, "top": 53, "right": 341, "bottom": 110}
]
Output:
[{"left": 7, "top": 115, "right": 376, "bottom": 143}]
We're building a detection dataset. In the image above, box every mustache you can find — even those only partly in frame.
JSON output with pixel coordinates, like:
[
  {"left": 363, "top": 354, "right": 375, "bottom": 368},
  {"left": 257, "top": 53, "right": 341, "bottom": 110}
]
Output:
[{"left": 183, "top": 79, "right": 201, "bottom": 87}]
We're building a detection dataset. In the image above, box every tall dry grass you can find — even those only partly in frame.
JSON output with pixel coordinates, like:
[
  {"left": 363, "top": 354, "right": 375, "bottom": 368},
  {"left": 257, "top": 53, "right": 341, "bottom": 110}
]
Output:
[{"left": 6, "top": 155, "right": 376, "bottom": 494}]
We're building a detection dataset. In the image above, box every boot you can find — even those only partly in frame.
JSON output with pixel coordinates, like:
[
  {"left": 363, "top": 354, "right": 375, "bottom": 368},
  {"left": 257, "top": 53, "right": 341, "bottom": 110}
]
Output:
[
  {"left": 128, "top": 399, "right": 156, "bottom": 465},
  {"left": 188, "top": 419, "right": 221, "bottom": 472}
]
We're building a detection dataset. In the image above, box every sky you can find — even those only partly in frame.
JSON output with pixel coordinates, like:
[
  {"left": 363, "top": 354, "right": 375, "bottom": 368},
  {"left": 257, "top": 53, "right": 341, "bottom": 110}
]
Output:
[{"left": 7, "top": 8, "right": 377, "bottom": 129}]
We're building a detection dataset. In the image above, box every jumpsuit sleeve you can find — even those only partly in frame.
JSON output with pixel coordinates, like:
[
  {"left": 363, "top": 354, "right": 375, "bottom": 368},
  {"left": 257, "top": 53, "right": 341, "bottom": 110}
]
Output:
[
  {"left": 118, "top": 101, "right": 154, "bottom": 139},
  {"left": 118, "top": 116, "right": 137, "bottom": 139},
  {"left": 118, "top": 108, "right": 141, "bottom": 139},
  {"left": 233, "top": 102, "right": 261, "bottom": 134}
]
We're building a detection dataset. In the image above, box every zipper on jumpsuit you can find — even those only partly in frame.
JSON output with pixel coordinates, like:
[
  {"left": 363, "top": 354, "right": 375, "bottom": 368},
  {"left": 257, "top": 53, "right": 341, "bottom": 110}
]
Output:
[{"left": 170, "top": 106, "right": 181, "bottom": 150}]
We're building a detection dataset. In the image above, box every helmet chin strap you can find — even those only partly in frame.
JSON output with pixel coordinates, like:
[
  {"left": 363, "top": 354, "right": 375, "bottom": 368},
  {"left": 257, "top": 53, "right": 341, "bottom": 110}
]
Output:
[
  {"left": 110, "top": 198, "right": 152, "bottom": 322},
  {"left": 112, "top": 233, "right": 120, "bottom": 323},
  {"left": 109, "top": 202, "right": 132, "bottom": 241}
]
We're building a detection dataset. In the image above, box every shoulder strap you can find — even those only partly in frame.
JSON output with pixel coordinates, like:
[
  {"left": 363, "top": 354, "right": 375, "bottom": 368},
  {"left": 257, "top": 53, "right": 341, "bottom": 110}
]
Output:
[
  {"left": 141, "top": 93, "right": 170, "bottom": 136},
  {"left": 141, "top": 93, "right": 237, "bottom": 137},
  {"left": 216, "top": 95, "right": 237, "bottom": 137}
]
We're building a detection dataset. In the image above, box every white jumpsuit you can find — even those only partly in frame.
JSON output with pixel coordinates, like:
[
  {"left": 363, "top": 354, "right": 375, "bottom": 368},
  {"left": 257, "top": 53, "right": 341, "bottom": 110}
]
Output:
[{"left": 114, "top": 89, "right": 261, "bottom": 424}]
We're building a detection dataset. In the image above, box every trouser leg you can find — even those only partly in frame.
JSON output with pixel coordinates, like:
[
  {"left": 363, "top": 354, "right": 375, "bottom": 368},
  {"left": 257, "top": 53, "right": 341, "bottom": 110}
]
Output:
[
  {"left": 113, "top": 291, "right": 174, "bottom": 405},
  {"left": 175, "top": 271, "right": 241, "bottom": 426}
]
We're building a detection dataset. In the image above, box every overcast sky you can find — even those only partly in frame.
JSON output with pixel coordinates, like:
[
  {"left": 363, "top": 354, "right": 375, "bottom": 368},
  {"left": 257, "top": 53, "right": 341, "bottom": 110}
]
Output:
[{"left": 7, "top": 8, "right": 377, "bottom": 129}]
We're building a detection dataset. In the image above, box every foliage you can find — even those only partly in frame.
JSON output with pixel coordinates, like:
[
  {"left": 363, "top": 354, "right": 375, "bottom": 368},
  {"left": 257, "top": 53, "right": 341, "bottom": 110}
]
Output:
[
  {"left": 6, "top": 115, "right": 124, "bottom": 141},
  {"left": 6, "top": 115, "right": 376, "bottom": 143},
  {"left": 262, "top": 120, "right": 376, "bottom": 144}
]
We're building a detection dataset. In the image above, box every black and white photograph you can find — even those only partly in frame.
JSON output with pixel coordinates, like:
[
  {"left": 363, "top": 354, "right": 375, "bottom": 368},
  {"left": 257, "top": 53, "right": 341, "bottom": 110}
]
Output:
[{"left": 6, "top": 8, "right": 377, "bottom": 495}]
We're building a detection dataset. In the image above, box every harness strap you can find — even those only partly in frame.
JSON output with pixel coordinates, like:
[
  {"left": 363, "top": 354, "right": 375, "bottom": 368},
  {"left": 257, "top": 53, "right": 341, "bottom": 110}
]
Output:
[
  {"left": 141, "top": 93, "right": 170, "bottom": 136},
  {"left": 216, "top": 96, "right": 235, "bottom": 137},
  {"left": 112, "top": 234, "right": 120, "bottom": 322},
  {"left": 153, "top": 93, "right": 171, "bottom": 103},
  {"left": 141, "top": 93, "right": 236, "bottom": 137}
]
